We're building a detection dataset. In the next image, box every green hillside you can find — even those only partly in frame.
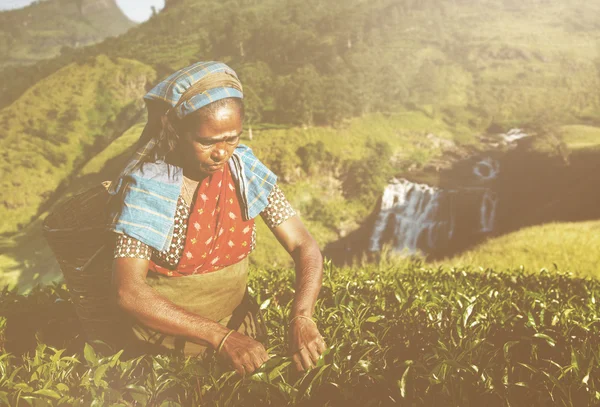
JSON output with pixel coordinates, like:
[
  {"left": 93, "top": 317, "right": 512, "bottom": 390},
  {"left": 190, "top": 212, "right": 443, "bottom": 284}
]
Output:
[
  {"left": 1, "top": 0, "right": 600, "bottom": 130},
  {"left": 0, "top": 119, "right": 148, "bottom": 291},
  {"left": 561, "top": 125, "right": 600, "bottom": 151},
  {"left": 0, "top": 0, "right": 135, "bottom": 68},
  {"left": 441, "top": 220, "right": 600, "bottom": 277},
  {"left": 0, "top": 110, "right": 451, "bottom": 289},
  {"left": 0, "top": 55, "right": 155, "bottom": 235}
]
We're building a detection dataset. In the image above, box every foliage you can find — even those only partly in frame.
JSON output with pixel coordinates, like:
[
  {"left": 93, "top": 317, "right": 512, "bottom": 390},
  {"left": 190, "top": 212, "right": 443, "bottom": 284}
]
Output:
[
  {"left": 0, "top": 55, "right": 155, "bottom": 235},
  {"left": 296, "top": 141, "right": 337, "bottom": 176},
  {"left": 2, "top": 262, "right": 600, "bottom": 406},
  {"left": 2, "top": 0, "right": 600, "bottom": 130},
  {"left": 342, "top": 141, "right": 395, "bottom": 205},
  {"left": 2, "top": 0, "right": 599, "bottom": 276},
  {"left": 0, "top": 110, "right": 452, "bottom": 288},
  {"left": 523, "top": 113, "right": 571, "bottom": 163}
]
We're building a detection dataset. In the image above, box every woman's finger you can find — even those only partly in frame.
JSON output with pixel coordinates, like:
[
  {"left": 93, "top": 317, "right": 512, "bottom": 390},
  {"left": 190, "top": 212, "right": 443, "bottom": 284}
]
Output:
[
  {"left": 260, "top": 350, "right": 270, "bottom": 365},
  {"left": 316, "top": 336, "right": 327, "bottom": 353},
  {"left": 243, "top": 363, "right": 254, "bottom": 375},
  {"left": 235, "top": 363, "right": 245, "bottom": 376},
  {"left": 252, "top": 351, "right": 268, "bottom": 371},
  {"left": 299, "top": 347, "right": 314, "bottom": 370},
  {"left": 292, "top": 353, "right": 304, "bottom": 372},
  {"left": 307, "top": 341, "right": 321, "bottom": 364}
]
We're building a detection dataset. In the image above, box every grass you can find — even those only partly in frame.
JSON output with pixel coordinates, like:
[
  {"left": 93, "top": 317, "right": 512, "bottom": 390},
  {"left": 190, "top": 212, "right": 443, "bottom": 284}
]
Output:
[
  {"left": 246, "top": 111, "right": 460, "bottom": 166},
  {"left": 440, "top": 221, "right": 600, "bottom": 278},
  {"left": 78, "top": 123, "right": 145, "bottom": 178},
  {"left": 2, "top": 261, "right": 600, "bottom": 406},
  {"left": 560, "top": 125, "right": 600, "bottom": 151}
]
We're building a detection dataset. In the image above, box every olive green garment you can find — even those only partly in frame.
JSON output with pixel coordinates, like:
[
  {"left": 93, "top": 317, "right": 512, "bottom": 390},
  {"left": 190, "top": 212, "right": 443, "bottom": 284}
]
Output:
[{"left": 129, "top": 257, "right": 266, "bottom": 357}]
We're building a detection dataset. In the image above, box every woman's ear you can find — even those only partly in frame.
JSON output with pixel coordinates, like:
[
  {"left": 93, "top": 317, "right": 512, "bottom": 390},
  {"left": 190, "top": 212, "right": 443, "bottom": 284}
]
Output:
[
  {"left": 160, "top": 114, "right": 171, "bottom": 136},
  {"left": 155, "top": 112, "right": 182, "bottom": 165},
  {"left": 162, "top": 112, "right": 180, "bottom": 141}
]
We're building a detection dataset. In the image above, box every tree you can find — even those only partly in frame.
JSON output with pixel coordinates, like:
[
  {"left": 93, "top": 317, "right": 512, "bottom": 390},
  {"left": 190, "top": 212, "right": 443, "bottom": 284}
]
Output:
[
  {"left": 321, "top": 75, "right": 356, "bottom": 125},
  {"left": 296, "top": 141, "right": 336, "bottom": 175},
  {"left": 275, "top": 65, "right": 323, "bottom": 126},
  {"left": 342, "top": 141, "right": 394, "bottom": 205},
  {"left": 238, "top": 62, "right": 274, "bottom": 124}
]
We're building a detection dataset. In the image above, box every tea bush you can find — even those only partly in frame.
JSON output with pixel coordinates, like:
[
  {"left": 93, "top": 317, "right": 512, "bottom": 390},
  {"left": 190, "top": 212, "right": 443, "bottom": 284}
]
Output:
[{"left": 1, "top": 262, "right": 600, "bottom": 406}]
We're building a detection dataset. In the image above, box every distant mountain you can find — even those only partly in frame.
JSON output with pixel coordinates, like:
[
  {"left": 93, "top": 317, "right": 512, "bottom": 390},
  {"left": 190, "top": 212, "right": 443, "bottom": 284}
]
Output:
[{"left": 0, "top": 0, "right": 135, "bottom": 68}]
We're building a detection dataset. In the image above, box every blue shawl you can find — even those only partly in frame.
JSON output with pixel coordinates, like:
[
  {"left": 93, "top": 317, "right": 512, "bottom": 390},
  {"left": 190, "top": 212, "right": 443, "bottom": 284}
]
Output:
[{"left": 108, "top": 144, "right": 276, "bottom": 252}]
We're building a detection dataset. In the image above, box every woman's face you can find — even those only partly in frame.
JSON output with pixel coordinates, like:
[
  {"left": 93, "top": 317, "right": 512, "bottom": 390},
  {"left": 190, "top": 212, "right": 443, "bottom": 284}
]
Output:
[{"left": 177, "top": 104, "right": 242, "bottom": 178}]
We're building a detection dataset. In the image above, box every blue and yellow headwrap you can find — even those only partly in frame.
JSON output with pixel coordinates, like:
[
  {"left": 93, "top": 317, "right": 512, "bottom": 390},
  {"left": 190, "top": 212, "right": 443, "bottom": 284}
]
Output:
[{"left": 145, "top": 61, "right": 244, "bottom": 119}]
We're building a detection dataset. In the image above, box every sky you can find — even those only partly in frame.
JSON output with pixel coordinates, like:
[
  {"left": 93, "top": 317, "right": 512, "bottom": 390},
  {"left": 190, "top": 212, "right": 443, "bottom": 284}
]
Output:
[{"left": 0, "top": 0, "right": 165, "bottom": 22}]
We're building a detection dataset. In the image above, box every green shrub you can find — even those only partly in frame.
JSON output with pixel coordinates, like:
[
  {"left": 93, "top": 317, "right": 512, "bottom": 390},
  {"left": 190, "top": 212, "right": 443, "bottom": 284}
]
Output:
[
  {"left": 296, "top": 141, "right": 337, "bottom": 176},
  {"left": 2, "top": 263, "right": 600, "bottom": 406},
  {"left": 342, "top": 141, "right": 395, "bottom": 205}
]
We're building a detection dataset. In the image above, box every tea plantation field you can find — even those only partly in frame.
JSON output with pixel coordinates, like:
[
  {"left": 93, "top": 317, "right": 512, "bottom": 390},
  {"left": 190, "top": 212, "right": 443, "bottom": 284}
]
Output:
[{"left": 1, "top": 261, "right": 599, "bottom": 406}]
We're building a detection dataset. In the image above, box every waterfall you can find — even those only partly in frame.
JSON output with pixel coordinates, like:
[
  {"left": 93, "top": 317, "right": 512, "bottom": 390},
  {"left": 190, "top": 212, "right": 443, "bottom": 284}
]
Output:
[
  {"left": 366, "top": 134, "right": 516, "bottom": 256},
  {"left": 370, "top": 177, "right": 498, "bottom": 256},
  {"left": 480, "top": 190, "right": 498, "bottom": 232},
  {"left": 369, "top": 179, "right": 455, "bottom": 254}
]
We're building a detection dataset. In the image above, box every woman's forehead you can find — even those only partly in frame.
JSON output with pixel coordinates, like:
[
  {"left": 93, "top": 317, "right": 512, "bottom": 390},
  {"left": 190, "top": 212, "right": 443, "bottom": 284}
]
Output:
[
  {"left": 184, "top": 108, "right": 242, "bottom": 139},
  {"left": 212, "top": 105, "right": 239, "bottom": 122},
  {"left": 180, "top": 103, "right": 239, "bottom": 126}
]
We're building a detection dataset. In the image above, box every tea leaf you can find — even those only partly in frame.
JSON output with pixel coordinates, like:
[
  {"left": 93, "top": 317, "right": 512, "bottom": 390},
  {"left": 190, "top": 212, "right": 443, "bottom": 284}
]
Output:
[
  {"left": 84, "top": 343, "right": 98, "bottom": 365},
  {"left": 33, "top": 389, "right": 61, "bottom": 399}
]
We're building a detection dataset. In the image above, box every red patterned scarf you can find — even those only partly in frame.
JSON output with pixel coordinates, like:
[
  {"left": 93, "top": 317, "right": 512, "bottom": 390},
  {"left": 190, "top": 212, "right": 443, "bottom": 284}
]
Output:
[{"left": 150, "top": 166, "right": 255, "bottom": 277}]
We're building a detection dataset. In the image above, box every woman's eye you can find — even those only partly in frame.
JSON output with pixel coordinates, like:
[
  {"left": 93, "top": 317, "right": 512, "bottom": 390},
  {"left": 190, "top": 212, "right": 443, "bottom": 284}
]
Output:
[
  {"left": 227, "top": 136, "right": 240, "bottom": 145},
  {"left": 195, "top": 135, "right": 240, "bottom": 147},
  {"left": 197, "top": 140, "right": 213, "bottom": 147}
]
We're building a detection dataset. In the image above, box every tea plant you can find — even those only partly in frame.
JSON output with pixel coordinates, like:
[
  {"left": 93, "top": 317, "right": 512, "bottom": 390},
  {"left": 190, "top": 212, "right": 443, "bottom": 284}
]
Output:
[{"left": 1, "top": 262, "right": 600, "bottom": 406}]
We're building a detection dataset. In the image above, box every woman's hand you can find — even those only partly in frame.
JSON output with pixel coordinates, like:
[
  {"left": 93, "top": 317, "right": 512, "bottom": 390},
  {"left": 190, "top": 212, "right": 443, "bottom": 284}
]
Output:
[
  {"left": 289, "top": 318, "right": 326, "bottom": 371},
  {"left": 218, "top": 331, "right": 270, "bottom": 376},
  {"left": 267, "top": 215, "right": 325, "bottom": 371}
]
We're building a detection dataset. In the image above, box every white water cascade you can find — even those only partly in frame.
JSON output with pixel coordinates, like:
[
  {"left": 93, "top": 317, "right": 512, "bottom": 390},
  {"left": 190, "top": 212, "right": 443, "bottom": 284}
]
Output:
[
  {"left": 369, "top": 177, "right": 499, "bottom": 255},
  {"left": 480, "top": 190, "right": 498, "bottom": 232}
]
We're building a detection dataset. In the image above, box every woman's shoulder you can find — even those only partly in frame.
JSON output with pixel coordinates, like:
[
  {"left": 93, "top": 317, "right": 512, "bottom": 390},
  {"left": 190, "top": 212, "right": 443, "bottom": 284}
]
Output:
[{"left": 261, "top": 184, "right": 296, "bottom": 229}]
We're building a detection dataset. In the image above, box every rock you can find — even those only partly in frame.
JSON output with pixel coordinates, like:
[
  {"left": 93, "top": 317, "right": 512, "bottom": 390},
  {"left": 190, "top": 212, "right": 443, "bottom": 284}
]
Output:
[
  {"left": 426, "top": 133, "right": 457, "bottom": 151},
  {"left": 500, "top": 128, "right": 529, "bottom": 145}
]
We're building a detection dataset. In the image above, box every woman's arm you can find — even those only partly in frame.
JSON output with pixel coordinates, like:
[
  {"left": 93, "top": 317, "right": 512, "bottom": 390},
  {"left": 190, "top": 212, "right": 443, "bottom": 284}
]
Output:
[
  {"left": 269, "top": 216, "right": 327, "bottom": 371},
  {"left": 112, "top": 257, "right": 269, "bottom": 374}
]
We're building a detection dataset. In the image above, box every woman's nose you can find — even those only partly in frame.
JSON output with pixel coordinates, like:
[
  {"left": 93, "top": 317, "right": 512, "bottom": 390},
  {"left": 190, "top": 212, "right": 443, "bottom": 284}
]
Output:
[{"left": 211, "top": 144, "right": 227, "bottom": 162}]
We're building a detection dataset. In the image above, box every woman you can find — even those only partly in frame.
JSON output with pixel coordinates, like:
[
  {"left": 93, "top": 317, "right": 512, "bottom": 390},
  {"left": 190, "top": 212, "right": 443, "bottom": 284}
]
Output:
[{"left": 108, "top": 61, "right": 326, "bottom": 375}]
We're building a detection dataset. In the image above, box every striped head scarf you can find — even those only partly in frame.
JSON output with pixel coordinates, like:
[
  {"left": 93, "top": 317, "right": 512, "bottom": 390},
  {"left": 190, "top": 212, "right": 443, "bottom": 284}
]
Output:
[
  {"left": 109, "top": 61, "right": 244, "bottom": 195},
  {"left": 146, "top": 61, "right": 243, "bottom": 119}
]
